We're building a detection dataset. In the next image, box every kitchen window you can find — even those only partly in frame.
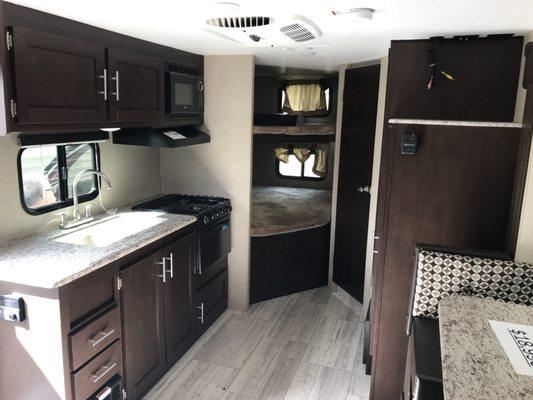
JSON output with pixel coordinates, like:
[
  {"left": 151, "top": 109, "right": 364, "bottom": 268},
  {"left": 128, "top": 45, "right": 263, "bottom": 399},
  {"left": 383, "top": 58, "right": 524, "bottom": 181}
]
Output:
[{"left": 18, "top": 143, "right": 100, "bottom": 215}]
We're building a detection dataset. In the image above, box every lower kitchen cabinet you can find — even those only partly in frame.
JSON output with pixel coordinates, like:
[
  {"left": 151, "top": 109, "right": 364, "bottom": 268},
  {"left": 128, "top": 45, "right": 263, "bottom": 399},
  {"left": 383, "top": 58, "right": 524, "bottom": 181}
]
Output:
[
  {"left": 120, "top": 231, "right": 207, "bottom": 400},
  {"left": 120, "top": 249, "right": 166, "bottom": 400},
  {"left": 164, "top": 233, "right": 197, "bottom": 365}
]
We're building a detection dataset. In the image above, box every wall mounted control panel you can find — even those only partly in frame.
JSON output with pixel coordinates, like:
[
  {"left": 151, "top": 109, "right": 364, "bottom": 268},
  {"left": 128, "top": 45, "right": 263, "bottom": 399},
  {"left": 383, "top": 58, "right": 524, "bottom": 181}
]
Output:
[{"left": 0, "top": 295, "right": 25, "bottom": 322}]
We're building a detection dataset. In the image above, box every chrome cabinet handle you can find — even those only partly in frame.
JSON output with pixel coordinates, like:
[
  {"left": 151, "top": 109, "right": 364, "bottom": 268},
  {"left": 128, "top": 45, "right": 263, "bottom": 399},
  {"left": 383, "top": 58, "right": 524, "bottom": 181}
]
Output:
[
  {"left": 198, "top": 303, "right": 204, "bottom": 324},
  {"left": 98, "top": 69, "right": 108, "bottom": 100},
  {"left": 198, "top": 80, "right": 204, "bottom": 92},
  {"left": 111, "top": 70, "right": 120, "bottom": 101},
  {"left": 169, "top": 253, "right": 174, "bottom": 279},
  {"left": 87, "top": 328, "right": 115, "bottom": 347},
  {"left": 90, "top": 362, "right": 117, "bottom": 383},
  {"left": 156, "top": 256, "right": 173, "bottom": 282},
  {"left": 156, "top": 257, "right": 167, "bottom": 283},
  {"left": 357, "top": 185, "right": 370, "bottom": 193}
]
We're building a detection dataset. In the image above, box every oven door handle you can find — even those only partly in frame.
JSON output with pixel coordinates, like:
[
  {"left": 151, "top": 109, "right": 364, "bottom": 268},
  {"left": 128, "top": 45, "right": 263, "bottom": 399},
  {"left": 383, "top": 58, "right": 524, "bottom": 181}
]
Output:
[{"left": 197, "top": 233, "right": 202, "bottom": 275}]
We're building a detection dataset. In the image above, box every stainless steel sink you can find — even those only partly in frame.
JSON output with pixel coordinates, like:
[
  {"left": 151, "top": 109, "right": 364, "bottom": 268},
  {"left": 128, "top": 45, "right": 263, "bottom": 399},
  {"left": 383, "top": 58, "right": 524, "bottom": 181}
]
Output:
[{"left": 52, "top": 212, "right": 166, "bottom": 248}]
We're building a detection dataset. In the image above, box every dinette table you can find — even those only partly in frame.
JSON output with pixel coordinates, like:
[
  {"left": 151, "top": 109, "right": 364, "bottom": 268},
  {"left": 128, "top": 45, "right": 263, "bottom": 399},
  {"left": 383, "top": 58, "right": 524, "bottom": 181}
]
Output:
[{"left": 439, "top": 295, "right": 533, "bottom": 399}]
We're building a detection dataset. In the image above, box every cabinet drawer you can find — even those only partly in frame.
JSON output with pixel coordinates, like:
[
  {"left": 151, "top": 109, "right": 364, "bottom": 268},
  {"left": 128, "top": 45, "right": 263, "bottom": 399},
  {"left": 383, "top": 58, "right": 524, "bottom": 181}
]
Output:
[
  {"left": 70, "top": 307, "right": 121, "bottom": 371},
  {"left": 72, "top": 340, "right": 122, "bottom": 400},
  {"left": 196, "top": 268, "right": 228, "bottom": 335}
]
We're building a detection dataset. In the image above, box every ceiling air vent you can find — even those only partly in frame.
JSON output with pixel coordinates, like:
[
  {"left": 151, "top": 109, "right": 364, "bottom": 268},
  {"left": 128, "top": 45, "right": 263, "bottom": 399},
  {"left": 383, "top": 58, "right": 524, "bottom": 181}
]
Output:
[
  {"left": 204, "top": 15, "right": 321, "bottom": 46},
  {"left": 280, "top": 23, "right": 317, "bottom": 43},
  {"left": 206, "top": 16, "right": 273, "bottom": 29}
]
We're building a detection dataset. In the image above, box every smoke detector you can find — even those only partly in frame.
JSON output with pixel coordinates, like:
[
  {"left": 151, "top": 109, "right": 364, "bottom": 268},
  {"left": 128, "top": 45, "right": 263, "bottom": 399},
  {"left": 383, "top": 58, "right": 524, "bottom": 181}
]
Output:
[
  {"left": 331, "top": 8, "right": 374, "bottom": 20},
  {"left": 204, "top": 15, "right": 321, "bottom": 46}
]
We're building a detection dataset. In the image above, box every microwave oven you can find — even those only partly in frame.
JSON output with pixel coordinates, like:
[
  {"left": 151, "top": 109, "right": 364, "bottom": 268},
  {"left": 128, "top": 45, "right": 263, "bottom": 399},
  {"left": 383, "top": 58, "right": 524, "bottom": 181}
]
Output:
[{"left": 165, "top": 63, "right": 204, "bottom": 119}]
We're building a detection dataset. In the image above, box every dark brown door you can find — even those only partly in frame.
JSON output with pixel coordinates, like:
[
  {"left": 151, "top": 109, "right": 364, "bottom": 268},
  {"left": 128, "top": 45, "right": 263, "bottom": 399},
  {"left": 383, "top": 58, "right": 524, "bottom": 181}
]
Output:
[
  {"left": 333, "top": 65, "right": 381, "bottom": 303},
  {"left": 164, "top": 233, "right": 197, "bottom": 365},
  {"left": 121, "top": 250, "right": 166, "bottom": 400},
  {"left": 107, "top": 48, "right": 164, "bottom": 122},
  {"left": 371, "top": 124, "right": 521, "bottom": 399},
  {"left": 11, "top": 26, "right": 107, "bottom": 124}
]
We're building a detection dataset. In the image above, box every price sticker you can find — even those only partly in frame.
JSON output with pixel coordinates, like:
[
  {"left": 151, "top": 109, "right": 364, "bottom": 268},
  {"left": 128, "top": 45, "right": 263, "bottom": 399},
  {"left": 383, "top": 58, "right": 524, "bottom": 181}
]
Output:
[{"left": 490, "top": 320, "right": 533, "bottom": 376}]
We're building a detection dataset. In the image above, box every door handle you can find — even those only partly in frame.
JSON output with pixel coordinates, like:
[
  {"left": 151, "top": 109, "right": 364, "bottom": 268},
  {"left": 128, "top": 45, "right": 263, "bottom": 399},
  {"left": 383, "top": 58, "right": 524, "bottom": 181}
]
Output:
[
  {"left": 156, "top": 255, "right": 173, "bottom": 283},
  {"left": 156, "top": 257, "right": 167, "bottom": 283},
  {"left": 357, "top": 185, "right": 370, "bottom": 193},
  {"left": 198, "top": 303, "right": 204, "bottom": 324},
  {"left": 98, "top": 69, "right": 108, "bottom": 100},
  {"left": 168, "top": 253, "right": 174, "bottom": 279},
  {"left": 111, "top": 71, "right": 120, "bottom": 101}
]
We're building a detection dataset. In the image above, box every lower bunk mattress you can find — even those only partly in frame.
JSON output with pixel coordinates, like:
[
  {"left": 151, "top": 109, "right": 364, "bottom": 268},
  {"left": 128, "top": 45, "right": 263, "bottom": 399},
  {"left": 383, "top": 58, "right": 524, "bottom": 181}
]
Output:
[{"left": 250, "top": 186, "right": 332, "bottom": 303}]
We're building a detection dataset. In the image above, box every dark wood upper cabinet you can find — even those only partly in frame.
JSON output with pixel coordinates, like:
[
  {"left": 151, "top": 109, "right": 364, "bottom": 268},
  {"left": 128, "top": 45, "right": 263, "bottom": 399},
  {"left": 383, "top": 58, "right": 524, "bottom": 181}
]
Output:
[
  {"left": 163, "top": 233, "right": 197, "bottom": 365},
  {"left": 107, "top": 48, "right": 164, "bottom": 123},
  {"left": 11, "top": 26, "right": 107, "bottom": 124},
  {"left": 121, "top": 250, "right": 166, "bottom": 400},
  {"left": 0, "top": 2, "right": 203, "bottom": 133}
]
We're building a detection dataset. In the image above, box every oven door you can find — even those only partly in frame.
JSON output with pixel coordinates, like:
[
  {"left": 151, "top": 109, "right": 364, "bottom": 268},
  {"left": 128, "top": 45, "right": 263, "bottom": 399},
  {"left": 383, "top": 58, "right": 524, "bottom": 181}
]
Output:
[
  {"left": 199, "top": 218, "right": 231, "bottom": 276},
  {"left": 167, "top": 72, "right": 204, "bottom": 115}
]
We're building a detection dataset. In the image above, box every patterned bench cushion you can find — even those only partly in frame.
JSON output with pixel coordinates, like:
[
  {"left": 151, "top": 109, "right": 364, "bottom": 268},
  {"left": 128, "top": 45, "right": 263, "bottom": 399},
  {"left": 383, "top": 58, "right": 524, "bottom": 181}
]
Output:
[{"left": 413, "top": 250, "right": 533, "bottom": 319}]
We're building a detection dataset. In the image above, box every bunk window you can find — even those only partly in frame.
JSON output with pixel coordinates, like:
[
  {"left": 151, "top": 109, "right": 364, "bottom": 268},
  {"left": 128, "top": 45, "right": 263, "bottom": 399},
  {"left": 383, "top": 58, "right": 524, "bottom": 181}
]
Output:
[
  {"left": 276, "top": 144, "right": 328, "bottom": 180},
  {"left": 18, "top": 143, "right": 100, "bottom": 215}
]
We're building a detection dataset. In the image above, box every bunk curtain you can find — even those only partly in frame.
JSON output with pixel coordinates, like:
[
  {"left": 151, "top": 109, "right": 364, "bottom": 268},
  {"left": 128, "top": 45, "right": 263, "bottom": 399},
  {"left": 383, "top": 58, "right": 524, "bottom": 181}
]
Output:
[
  {"left": 281, "top": 80, "right": 328, "bottom": 114},
  {"left": 313, "top": 144, "right": 328, "bottom": 177}
]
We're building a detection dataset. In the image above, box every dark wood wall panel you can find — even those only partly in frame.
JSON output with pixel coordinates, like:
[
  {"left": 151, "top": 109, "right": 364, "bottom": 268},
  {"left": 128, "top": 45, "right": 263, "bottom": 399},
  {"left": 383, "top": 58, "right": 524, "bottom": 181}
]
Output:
[
  {"left": 388, "top": 38, "right": 523, "bottom": 121},
  {"left": 370, "top": 37, "right": 526, "bottom": 400}
]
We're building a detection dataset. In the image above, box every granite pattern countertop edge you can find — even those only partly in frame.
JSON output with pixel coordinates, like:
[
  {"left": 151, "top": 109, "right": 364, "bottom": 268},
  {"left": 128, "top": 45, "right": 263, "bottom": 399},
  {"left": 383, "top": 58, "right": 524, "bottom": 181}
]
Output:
[
  {"left": 439, "top": 295, "right": 533, "bottom": 400},
  {"left": 0, "top": 208, "right": 197, "bottom": 289}
]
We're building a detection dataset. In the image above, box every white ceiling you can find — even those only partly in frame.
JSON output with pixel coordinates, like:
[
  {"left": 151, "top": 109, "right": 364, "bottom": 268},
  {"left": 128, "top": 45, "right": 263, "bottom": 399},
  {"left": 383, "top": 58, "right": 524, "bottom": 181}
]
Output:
[{"left": 8, "top": 0, "right": 533, "bottom": 71}]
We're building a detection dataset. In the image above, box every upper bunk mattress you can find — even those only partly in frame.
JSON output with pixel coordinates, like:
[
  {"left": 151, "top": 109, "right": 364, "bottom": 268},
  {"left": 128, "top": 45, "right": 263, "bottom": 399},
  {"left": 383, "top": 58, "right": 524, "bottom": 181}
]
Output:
[{"left": 251, "top": 186, "right": 332, "bottom": 237}]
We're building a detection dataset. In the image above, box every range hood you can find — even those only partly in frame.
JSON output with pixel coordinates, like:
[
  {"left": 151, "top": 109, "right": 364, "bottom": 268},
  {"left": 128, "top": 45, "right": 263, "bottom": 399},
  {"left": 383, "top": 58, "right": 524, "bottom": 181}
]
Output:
[{"left": 112, "top": 126, "right": 210, "bottom": 148}]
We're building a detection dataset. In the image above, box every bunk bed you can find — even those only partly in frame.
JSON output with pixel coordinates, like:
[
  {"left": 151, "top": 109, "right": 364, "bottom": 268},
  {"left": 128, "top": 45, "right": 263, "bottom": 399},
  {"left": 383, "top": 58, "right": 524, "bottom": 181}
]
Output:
[{"left": 250, "top": 186, "right": 332, "bottom": 303}]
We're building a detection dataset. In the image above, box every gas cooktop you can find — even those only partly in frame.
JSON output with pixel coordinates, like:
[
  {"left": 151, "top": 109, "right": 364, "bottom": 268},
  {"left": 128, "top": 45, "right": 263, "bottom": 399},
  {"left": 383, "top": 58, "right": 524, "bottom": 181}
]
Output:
[{"left": 132, "top": 194, "right": 231, "bottom": 228}]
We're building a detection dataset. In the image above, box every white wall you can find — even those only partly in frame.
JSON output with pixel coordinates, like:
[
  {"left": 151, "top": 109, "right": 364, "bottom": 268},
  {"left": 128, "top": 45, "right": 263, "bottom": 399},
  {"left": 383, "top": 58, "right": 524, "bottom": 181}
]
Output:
[
  {"left": 328, "top": 64, "right": 346, "bottom": 287},
  {"left": 0, "top": 134, "right": 161, "bottom": 243},
  {"left": 328, "top": 57, "right": 388, "bottom": 308},
  {"left": 514, "top": 31, "right": 533, "bottom": 263},
  {"left": 161, "top": 55, "right": 255, "bottom": 311}
]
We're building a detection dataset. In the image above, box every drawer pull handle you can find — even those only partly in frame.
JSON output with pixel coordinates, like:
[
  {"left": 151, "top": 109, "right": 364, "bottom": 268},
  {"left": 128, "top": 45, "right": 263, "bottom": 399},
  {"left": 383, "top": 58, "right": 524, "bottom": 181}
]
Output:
[
  {"left": 88, "top": 329, "right": 115, "bottom": 347},
  {"left": 90, "top": 362, "right": 117, "bottom": 384}
]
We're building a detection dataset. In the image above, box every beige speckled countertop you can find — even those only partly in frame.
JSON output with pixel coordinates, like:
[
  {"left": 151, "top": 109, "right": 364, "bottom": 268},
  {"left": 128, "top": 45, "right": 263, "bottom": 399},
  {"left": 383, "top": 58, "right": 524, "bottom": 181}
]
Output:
[
  {"left": 0, "top": 208, "right": 196, "bottom": 289},
  {"left": 439, "top": 295, "right": 533, "bottom": 400}
]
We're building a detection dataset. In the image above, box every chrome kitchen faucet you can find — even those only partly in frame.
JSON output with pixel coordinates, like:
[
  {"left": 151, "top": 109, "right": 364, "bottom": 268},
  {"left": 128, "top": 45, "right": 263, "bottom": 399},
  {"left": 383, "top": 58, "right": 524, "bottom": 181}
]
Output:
[{"left": 59, "top": 169, "right": 112, "bottom": 229}]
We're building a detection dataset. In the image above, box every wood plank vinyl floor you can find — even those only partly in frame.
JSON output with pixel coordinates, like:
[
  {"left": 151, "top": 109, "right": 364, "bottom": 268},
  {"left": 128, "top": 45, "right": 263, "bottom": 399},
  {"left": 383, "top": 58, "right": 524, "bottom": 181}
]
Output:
[{"left": 144, "top": 287, "right": 370, "bottom": 400}]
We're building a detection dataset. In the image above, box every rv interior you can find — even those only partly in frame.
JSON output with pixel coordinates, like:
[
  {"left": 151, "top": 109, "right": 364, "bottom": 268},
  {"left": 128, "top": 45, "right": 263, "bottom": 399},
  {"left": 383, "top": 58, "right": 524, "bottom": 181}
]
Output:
[{"left": 0, "top": 1, "right": 532, "bottom": 400}]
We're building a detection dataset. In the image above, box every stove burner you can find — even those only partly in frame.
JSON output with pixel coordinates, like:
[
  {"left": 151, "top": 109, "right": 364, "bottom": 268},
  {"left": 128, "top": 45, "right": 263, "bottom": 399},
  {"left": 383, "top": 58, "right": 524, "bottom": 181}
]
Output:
[{"left": 132, "top": 194, "right": 231, "bottom": 227}]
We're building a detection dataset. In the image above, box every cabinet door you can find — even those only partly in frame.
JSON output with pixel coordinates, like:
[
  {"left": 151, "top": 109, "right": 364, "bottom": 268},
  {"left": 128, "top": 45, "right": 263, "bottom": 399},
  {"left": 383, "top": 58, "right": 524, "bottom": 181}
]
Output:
[
  {"left": 107, "top": 48, "right": 164, "bottom": 122},
  {"left": 121, "top": 250, "right": 166, "bottom": 400},
  {"left": 164, "top": 233, "right": 197, "bottom": 365},
  {"left": 11, "top": 27, "right": 107, "bottom": 124}
]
